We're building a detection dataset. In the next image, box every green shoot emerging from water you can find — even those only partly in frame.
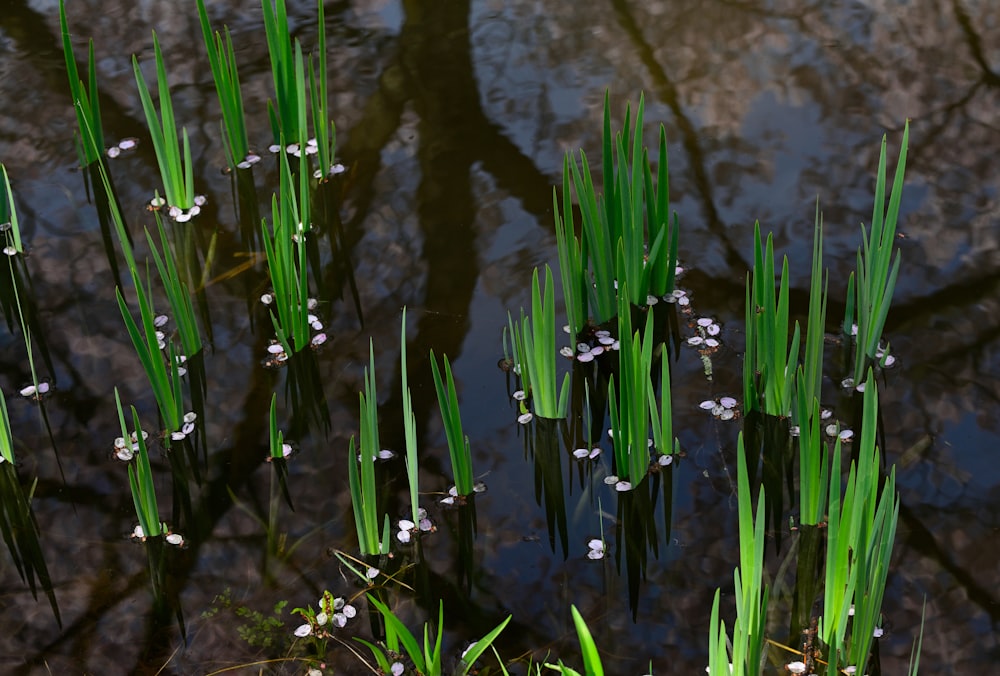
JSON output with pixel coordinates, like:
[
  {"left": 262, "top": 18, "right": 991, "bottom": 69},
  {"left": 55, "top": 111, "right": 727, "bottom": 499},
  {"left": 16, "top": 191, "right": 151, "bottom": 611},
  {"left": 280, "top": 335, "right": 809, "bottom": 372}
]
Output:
[
  {"left": 1, "top": 164, "right": 24, "bottom": 255},
  {"left": 261, "top": 150, "right": 311, "bottom": 354},
  {"left": 558, "top": 91, "right": 679, "bottom": 329},
  {"left": 196, "top": 0, "right": 249, "bottom": 169},
  {"left": 115, "top": 388, "right": 163, "bottom": 539},
  {"left": 359, "top": 595, "right": 511, "bottom": 676},
  {"left": 348, "top": 340, "right": 391, "bottom": 556},
  {"left": 133, "top": 32, "right": 196, "bottom": 210},
  {"left": 744, "top": 222, "right": 799, "bottom": 417},
  {"left": 516, "top": 265, "right": 570, "bottom": 419},
  {"left": 544, "top": 605, "right": 605, "bottom": 676},
  {"left": 847, "top": 121, "right": 909, "bottom": 386},
  {"left": 400, "top": 308, "right": 420, "bottom": 526},
  {"left": 59, "top": 0, "right": 105, "bottom": 165},
  {"left": 820, "top": 371, "right": 899, "bottom": 673},
  {"left": 429, "top": 350, "right": 475, "bottom": 496}
]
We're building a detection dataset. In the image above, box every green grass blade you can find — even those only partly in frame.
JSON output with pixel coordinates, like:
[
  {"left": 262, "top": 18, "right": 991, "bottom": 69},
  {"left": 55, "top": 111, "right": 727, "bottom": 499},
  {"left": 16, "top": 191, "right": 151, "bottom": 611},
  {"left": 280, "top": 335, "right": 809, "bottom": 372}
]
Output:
[{"left": 569, "top": 605, "right": 603, "bottom": 676}]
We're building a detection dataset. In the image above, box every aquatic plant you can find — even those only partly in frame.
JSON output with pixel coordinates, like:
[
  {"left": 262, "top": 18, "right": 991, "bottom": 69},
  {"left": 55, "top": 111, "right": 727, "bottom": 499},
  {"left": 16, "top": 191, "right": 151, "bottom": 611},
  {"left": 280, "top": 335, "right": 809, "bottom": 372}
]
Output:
[
  {"left": 2, "top": 169, "right": 46, "bottom": 401},
  {"left": 513, "top": 266, "right": 570, "bottom": 419},
  {"left": 820, "top": 371, "right": 898, "bottom": 673},
  {"left": 59, "top": 0, "right": 105, "bottom": 165},
  {"left": 262, "top": 0, "right": 305, "bottom": 148},
  {"left": 429, "top": 350, "right": 475, "bottom": 496},
  {"left": 707, "top": 434, "right": 769, "bottom": 676},
  {"left": 114, "top": 388, "right": 164, "bottom": 540},
  {"left": 400, "top": 308, "right": 421, "bottom": 526},
  {"left": 608, "top": 277, "right": 675, "bottom": 485},
  {"left": 307, "top": 0, "right": 336, "bottom": 179},
  {"left": 358, "top": 595, "right": 511, "bottom": 676},
  {"left": 553, "top": 161, "right": 587, "bottom": 341},
  {"left": 743, "top": 222, "right": 799, "bottom": 417},
  {"left": 544, "top": 605, "right": 605, "bottom": 675},
  {"left": 261, "top": 151, "right": 311, "bottom": 355},
  {"left": 0, "top": 396, "right": 61, "bottom": 625},
  {"left": 608, "top": 288, "right": 657, "bottom": 488},
  {"left": 793, "top": 374, "right": 829, "bottom": 527},
  {"left": 846, "top": 121, "right": 910, "bottom": 386},
  {"left": 733, "top": 434, "right": 770, "bottom": 676},
  {"left": 647, "top": 324, "right": 678, "bottom": 460},
  {"left": 267, "top": 393, "right": 290, "bottom": 462},
  {"left": 147, "top": 211, "right": 203, "bottom": 357},
  {"left": 75, "top": 108, "right": 187, "bottom": 435},
  {"left": 133, "top": 32, "right": 197, "bottom": 212},
  {"left": 348, "top": 340, "right": 391, "bottom": 556},
  {"left": 0, "top": 390, "right": 14, "bottom": 465},
  {"left": 196, "top": 0, "right": 250, "bottom": 170},
  {"left": 557, "top": 92, "right": 679, "bottom": 331},
  {"left": 1, "top": 164, "right": 23, "bottom": 256},
  {"left": 800, "top": 200, "right": 828, "bottom": 412}
]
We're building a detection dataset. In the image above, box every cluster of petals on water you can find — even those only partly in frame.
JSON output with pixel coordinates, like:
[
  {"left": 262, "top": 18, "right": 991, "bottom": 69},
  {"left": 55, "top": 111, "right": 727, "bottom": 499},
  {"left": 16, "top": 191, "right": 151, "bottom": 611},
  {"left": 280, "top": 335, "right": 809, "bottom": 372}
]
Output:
[
  {"left": 169, "top": 411, "right": 198, "bottom": 441},
  {"left": 265, "top": 138, "right": 346, "bottom": 179},
  {"left": 293, "top": 591, "right": 358, "bottom": 639},
  {"left": 149, "top": 194, "right": 207, "bottom": 223},
  {"left": 235, "top": 152, "right": 262, "bottom": 170},
  {"left": 129, "top": 522, "right": 184, "bottom": 547},
  {"left": 113, "top": 429, "right": 149, "bottom": 462},
  {"left": 105, "top": 137, "right": 139, "bottom": 158},
  {"left": 561, "top": 328, "right": 620, "bottom": 362},
  {"left": 151, "top": 315, "right": 191, "bottom": 376},
  {"left": 396, "top": 507, "right": 435, "bottom": 544},
  {"left": 259, "top": 296, "right": 327, "bottom": 366},
  {"left": 698, "top": 396, "right": 739, "bottom": 421},
  {"left": 19, "top": 380, "right": 53, "bottom": 400},
  {"left": 687, "top": 316, "right": 722, "bottom": 350},
  {"left": 439, "top": 482, "right": 487, "bottom": 505}
]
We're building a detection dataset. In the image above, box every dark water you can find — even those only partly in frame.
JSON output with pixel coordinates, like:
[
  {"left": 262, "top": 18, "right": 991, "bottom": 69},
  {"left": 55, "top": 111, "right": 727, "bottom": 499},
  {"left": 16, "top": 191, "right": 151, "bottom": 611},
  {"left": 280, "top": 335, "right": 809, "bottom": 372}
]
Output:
[{"left": 0, "top": 0, "right": 998, "bottom": 673}]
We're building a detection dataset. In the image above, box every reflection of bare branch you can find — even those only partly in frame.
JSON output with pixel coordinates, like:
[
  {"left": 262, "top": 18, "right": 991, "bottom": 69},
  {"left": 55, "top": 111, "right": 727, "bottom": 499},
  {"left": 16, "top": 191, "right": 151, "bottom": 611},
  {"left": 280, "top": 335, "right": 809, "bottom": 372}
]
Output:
[{"left": 952, "top": 0, "right": 1000, "bottom": 86}]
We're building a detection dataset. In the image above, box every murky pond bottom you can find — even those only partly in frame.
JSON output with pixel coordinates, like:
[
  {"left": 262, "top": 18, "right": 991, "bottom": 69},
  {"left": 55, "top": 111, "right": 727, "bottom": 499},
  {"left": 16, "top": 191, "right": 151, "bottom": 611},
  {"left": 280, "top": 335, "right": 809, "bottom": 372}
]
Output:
[{"left": 1, "top": 0, "right": 999, "bottom": 674}]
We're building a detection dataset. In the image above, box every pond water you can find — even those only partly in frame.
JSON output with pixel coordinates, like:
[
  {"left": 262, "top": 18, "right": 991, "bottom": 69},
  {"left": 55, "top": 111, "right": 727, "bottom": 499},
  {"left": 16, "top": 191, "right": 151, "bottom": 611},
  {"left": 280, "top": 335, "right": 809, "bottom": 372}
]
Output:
[{"left": 0, "top": 0, "right": 998, "bottom": 674}]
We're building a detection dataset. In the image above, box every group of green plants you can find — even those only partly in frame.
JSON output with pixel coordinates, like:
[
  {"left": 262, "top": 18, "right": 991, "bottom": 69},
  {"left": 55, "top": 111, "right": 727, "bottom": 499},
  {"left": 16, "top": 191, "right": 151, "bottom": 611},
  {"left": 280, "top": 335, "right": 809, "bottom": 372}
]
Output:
[
  {"left": 498, "top": 95, "right": 916, "bottom": 675},
  {"left": 504, "top": 93, "right": 681, "bottom": 489},
  {"left": 0, "top": 0, "right": 920, "bottom": 670}
]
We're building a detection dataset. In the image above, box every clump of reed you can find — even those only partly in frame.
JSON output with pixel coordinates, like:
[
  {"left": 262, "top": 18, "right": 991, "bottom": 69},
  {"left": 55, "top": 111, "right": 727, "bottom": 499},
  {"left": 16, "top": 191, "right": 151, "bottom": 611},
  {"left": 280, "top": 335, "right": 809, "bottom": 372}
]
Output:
[{"left": 554, "top": 92, "right": 679, "bottom": 339}]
